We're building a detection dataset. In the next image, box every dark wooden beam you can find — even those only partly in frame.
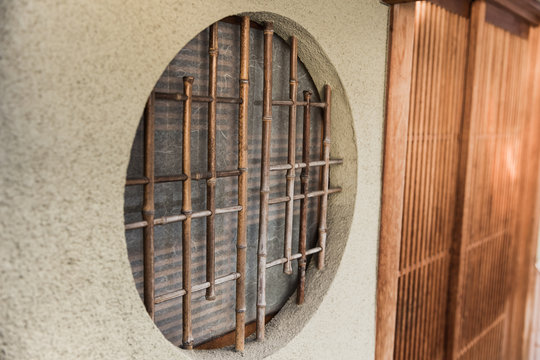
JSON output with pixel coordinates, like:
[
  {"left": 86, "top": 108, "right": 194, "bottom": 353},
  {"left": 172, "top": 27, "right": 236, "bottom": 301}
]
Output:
[
  {"left": 380, "top": 0, "right": 540, "bottom": 26},
  {"left": 380, "top": 0, "right": 471, "bottom": 17},
  {"left": 486, "top": 0, "right": 530, "bottom": 38},
  {"left": 488, "top": 0, "right": 540, "bottom": 26}
]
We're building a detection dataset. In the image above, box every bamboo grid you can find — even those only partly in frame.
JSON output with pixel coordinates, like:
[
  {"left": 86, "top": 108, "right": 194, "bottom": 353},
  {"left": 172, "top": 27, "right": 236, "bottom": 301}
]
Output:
[
  {"left": 124, "top": 17, "right": 343, "bottom": 350},
  {"left": 124, "top": 18, "right": 251, "bottom": 351},
  {"left": 255, "top": 22, "right": 341, "bottom": 340}
]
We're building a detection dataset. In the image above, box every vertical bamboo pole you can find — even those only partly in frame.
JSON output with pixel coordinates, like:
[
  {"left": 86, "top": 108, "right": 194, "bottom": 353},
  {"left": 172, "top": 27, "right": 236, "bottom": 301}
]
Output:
[
  {"left": 206, "top": 23, "right": 218, "bottom": 301},
  {"left": 235, "top": 15, "right": 250, "bottom": 352},
  {"left": 182, "top": 76, "right": 194, "bottom": 350},
  {"left": 256, "top": 21, "right": 273, "bottom": 341},
  {"left": 317, "top": 85, "right": 331, "bottom": 270},
  {"left": 283, "top": 36, "right": 298, "bottom": 275},
  {"left": 143, "top": 92, "right": 156, "bottom": 320},
  {"left": 297, "top": 90, "right": 312, "bottom": 305}
]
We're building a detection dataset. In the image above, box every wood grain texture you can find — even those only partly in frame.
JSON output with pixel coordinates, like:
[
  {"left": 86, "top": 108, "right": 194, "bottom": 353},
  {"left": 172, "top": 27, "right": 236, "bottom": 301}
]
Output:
[
  {"left": 447, "top": 2, "right": 537, "bottom": 359},
  {"left": 376, "top": 3, "right": 416, "bottom": 359},
  {"left": 378, "top": 1, "right": 540, "bottom": 358},
  {"left": 506, "top": 24, "right": 540, "bottom": 360},
  {"left": 394, "top": 3, "right": 469, "bottom": 359},
  {"left": 380, "top": 0, "right": 469, "bottom": 17}
]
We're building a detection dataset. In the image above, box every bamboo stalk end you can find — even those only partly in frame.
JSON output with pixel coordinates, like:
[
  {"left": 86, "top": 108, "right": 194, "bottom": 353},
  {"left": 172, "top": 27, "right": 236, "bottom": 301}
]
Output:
[
  {"left": 264, "top": 22, "right": 274, "bottom": 32},
  {"left": 317, "top": 257, "right": 325, "bottom": 270},
  {"left": 283, "top": 261, "right": 293, "bottom": 275}
]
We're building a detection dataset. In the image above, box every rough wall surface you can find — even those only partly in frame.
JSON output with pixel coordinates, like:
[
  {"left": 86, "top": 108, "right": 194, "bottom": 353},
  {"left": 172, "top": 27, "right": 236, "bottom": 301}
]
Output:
[{"left": 0, "top": 1, "right": 388, "bottom": 359}]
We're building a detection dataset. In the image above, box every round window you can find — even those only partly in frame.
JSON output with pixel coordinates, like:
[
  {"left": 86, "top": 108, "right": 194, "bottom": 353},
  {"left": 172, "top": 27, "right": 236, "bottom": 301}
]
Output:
[{"left": 123, "top": 15, "right": 341, "bottom": 351}]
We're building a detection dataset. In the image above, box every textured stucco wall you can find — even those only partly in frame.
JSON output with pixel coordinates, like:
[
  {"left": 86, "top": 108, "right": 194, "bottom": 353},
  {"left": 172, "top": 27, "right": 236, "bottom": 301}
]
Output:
[{"left": 0, "top": 1, "right": 388, "bottom": 359}]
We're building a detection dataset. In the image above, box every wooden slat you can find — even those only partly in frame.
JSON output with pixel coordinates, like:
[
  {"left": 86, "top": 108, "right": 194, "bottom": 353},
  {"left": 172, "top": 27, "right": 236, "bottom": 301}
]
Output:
[
  {"left": 376, "top": 3, "right": 416, "bottom": 359},
  {"left": 506, "top": 25, "right": 540, "bottom": 360},
  {"left": 444, "top": 1, "right": 485, "bottom": 357}
]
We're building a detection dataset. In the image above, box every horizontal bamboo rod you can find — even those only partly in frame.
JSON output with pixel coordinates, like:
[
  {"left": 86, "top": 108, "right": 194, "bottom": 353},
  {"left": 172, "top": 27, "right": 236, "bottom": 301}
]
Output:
[
  {"left": 124, "top": 206, "right": 242, "bottom": 230},
  {"left": 155, "top": 91, "right": 242, "bottom": 104},
  {"left": 125, "top": 169, "right": 242, "bottom": 186},
  {"left": 125, "top": 220, "right": 147, "bottom": 230},
  {"left": 154, "top": 272, "right": 241, "bottom": 304},
  {"left": 269, "top": 159, "right": 343, "bottom": 171},
  {"left": 214, "top": 205, "right": 242, "bottom": 214},
  {"left": 268, "top": 187, "right": 342, "bottom": 205},
  {"left": 272, "top": 99, "right": 326, "bottom": 108},
  {"left": 265, "top": 247, "right": 322, "bottom": 269},
  {"left": 126, "top": 178, "right": 149, "bottom": 186}
]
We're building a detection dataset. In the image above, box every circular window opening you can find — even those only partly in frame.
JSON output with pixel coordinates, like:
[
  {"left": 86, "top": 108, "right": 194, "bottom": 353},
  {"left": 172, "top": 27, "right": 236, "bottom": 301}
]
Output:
[{"left": 123, "top": 15, "right": 342, "bottom": 351}]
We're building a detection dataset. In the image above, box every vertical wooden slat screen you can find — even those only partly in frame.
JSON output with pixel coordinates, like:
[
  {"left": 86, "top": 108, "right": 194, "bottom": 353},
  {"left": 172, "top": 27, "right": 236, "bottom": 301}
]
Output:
[
  {"left": 397, "top": 3, "right": 468, "bottom": 359},
  {"left": 514, "top": 25, "right": 540, "bottom": 360},
  {"left": 378, "top": 2, "right": 469, "bottom": 359},
  {"left": 378, "top": 0, "right": 540, "bottom": 359},
  {"left": 447, "top": 2, "right": 532, "bottom": 359}
]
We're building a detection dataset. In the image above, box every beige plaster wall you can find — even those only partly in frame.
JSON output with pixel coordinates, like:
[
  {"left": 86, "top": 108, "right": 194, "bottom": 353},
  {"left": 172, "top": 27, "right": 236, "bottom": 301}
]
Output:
[{"left": 0, "top": 1, "right": 388, "bottom": 359}]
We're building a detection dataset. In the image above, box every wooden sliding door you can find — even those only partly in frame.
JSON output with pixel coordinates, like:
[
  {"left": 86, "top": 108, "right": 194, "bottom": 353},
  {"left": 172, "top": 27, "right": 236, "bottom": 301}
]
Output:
[
  {"left": 377, "top": 1, "right": 540, "bottom": 359},
  {"left": 446, "top": 2, "right": 533, "bottom": 359}
]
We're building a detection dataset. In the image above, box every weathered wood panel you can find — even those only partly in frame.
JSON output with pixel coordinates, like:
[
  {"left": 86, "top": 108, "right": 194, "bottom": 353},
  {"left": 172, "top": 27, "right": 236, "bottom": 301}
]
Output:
[{"left": 378, "top": 1, "right": 540, "bottom": 359}]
